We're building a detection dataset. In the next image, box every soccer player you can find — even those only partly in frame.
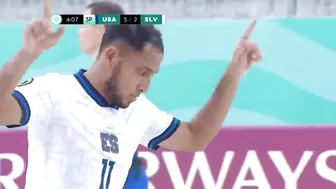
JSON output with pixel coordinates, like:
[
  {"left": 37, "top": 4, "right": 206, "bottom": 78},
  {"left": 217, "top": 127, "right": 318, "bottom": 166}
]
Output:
[
  {"left": 77, "top": 1, "right": 148, "bottom": 188},
  {"left": 0, "top": 1, "right": 262, "bottom": 189}
]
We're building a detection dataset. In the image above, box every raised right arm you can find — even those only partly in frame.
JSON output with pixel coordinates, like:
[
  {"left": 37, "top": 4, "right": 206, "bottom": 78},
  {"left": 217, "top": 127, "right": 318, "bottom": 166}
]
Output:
[
  {"left": 0, "top": 49, "right": 40, "bottom": 125},
  {"left": 0, "top": 0, "right": 64, "bottom": 126}
]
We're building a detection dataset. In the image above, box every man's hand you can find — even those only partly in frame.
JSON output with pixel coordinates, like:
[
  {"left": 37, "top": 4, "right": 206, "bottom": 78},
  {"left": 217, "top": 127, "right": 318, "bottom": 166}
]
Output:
[
  {"left": 225, "top": 20, "right": 262, "bottom": 80},
  {"left": 23, "top": 0, "right": 65, "bottom": 55}
]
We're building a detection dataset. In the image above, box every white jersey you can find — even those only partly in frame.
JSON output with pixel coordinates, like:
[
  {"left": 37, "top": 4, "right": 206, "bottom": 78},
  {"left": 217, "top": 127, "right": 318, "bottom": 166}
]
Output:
[{"left": 7, "top": 69, "right": 181, "bottom": 189}]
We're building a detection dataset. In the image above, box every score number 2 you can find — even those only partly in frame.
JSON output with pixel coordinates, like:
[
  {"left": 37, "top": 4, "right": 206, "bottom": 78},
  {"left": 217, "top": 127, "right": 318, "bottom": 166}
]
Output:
[
  {"left": 99, "top": 159, "right": 115, "bottom": 189},
  {"left": 120, "top": 14, "right": 140, "bottom": 24}
]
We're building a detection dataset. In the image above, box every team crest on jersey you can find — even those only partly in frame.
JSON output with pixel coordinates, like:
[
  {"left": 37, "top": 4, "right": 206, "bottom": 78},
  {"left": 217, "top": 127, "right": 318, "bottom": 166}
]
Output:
[
  {"left": 100, "top": 132, "right": 120, "bottom": 154},
  {"left": 17, "top": 78, "right": 34, "bottom": 87}
]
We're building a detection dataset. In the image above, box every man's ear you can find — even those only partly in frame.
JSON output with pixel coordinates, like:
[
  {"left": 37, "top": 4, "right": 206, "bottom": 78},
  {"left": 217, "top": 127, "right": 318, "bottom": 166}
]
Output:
[{"left": 103, "top": 46, "right": 120, "bottom": 68}]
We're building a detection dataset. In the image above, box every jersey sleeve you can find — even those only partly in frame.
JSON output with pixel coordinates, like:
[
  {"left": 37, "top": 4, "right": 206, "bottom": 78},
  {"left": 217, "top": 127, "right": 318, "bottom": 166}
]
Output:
[
  {"left": 6, "top": 75, "right": 54, "bottom": 128},
  {"left": 139, "top": 96, "right": 181, "bottom": 150}
]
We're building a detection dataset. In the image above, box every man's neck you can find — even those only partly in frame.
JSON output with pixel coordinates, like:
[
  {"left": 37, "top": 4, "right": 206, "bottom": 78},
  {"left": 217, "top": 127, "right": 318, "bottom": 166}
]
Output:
[{"left": 83, "top": 66, "right": 109, "bottom": 101}]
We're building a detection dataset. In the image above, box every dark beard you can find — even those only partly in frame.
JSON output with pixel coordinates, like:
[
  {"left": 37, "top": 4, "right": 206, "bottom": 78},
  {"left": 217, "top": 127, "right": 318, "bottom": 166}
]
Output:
[{"left": 105, "top": 65, "right": 126, "bottom": 108}]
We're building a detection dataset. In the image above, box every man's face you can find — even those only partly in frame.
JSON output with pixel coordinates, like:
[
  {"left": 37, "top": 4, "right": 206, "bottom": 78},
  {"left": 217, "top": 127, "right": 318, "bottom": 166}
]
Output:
[
  {"left": 102, "top": 43, "right": 163, "bottom": 108},
  {"left": 77, "top": 8, "right": 105, "bottom": 56}
]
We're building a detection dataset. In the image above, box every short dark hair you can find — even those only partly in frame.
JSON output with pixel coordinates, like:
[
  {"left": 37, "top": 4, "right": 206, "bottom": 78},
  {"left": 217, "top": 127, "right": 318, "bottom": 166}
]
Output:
[
  {"left": 86, "top": 1, "right": 124, "bottom": 15},
  {"left": 98, "top": 25, "right": 164, "bottom": 55}
]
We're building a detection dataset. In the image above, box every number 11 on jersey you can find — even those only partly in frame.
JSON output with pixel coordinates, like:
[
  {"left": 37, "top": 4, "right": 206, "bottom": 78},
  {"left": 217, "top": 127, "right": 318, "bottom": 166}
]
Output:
[{"left": 100, "top": 159, "right": 115, "bottom": 189}]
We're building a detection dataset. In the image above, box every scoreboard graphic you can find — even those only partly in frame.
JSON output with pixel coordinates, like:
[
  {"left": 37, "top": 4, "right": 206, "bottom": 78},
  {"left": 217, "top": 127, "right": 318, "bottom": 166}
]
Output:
[{"left": 51, "top": 14, "right": 165, "bottom": 25}]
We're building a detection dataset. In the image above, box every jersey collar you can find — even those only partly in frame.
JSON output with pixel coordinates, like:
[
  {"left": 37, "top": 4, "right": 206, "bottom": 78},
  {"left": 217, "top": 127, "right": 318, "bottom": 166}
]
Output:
[{"left": 74, "top": 69, "right": 119, "bottom": 110}]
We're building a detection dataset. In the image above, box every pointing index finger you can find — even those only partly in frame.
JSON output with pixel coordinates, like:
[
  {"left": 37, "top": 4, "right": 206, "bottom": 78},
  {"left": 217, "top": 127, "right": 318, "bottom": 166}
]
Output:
[
  {"left": 43, "top": 0, "right": 51, "bottom": 20},
  {"left": 240, "top": 20, "right": 257, "bottom": 41}
]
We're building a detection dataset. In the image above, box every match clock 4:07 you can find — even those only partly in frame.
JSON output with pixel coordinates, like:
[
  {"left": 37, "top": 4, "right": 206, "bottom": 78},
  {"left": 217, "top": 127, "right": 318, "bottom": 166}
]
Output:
[{"left": 51, "top": 14, "right": 84, "bottom": 25}]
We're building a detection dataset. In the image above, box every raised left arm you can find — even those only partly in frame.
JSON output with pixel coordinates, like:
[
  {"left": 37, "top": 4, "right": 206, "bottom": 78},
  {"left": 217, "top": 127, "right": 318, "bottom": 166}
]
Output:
[
  {"left": 158, "top": 75, "right": 239, "bottom": 151},
  {"left": 141, "top": 21, "right": 261, "bottom": 152},
  {"left": 158, "top": 20, "right": 262, "bottom": 151}
]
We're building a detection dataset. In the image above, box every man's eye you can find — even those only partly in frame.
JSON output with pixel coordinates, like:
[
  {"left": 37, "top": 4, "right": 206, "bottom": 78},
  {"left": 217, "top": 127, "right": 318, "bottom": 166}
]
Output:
[{"left": 140, "top": 70, "right": 149, "bottom": 76}]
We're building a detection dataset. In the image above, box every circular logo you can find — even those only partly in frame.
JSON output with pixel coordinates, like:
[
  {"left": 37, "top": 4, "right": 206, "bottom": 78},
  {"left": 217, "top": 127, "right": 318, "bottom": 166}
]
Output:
[{"left": 51, "top": 14, "right": 62, "bottom": 24}]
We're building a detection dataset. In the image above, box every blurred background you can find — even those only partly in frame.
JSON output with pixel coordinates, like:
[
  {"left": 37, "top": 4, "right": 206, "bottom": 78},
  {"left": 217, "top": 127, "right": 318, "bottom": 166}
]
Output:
[{"left": 1, "top": 0, "right": 336, "bottom": 21}]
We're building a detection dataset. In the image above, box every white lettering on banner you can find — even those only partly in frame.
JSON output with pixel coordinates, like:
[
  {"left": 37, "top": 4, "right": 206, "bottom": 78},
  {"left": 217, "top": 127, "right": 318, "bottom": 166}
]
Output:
[
  {"left": 139, "top": 150, "right": 336, "bottom": 189},
  {"left": 137, "top": 152, "right": 160, "bottom": 189},
  {"left": 0, "top": 151, "right": 334, "bottom": 188},
  {"left": 163, "top": 151, "right": 234, "bottom": 189},
  {"left": 316, "top": 150, "right": 336, "bottom": 184},
  {"left": 0, "top": 153, "right": 25, "bottom": 189},
  {"left": 269, "top": 151, "right": 313, "bottom": 189},
  {"left": 233, "top": 151, "right": 270, "bottom": 189}
]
